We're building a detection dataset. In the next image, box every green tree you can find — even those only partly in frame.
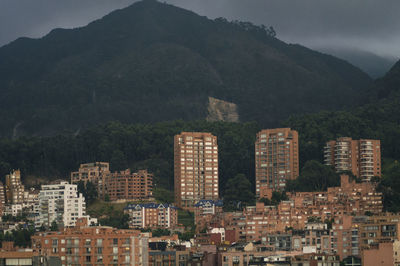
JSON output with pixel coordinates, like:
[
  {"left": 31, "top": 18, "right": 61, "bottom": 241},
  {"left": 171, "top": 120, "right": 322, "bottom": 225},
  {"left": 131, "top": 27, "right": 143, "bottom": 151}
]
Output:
[
  {"left": 152, "top": 228, "right": 170, "bottom": 237},
  {"left": 50, "top": 220, "right": 58, "bottom": 231},
  {"left": 286, "top": 160, "right": 340, "bottom": 192},
  {"left": 77, "top": 180, "right": 98, "bottom": 205},
  {"left": 260, "top": 191, "right": 289, "bottom": 205},
  {"left": 224, "top": 173, "right": 255, "bottom": 210},
  {"left": 104, "top": 194, "right": 110, "bottom": 202},
  {"left": 376, "top": 160, "right": 400, "bottom": 212},
  {"left": 39, "top": 224, "right": 46, "bottom": 232},
  {"left": 153, "top": 188, "right": 174, "bottom": 203}
]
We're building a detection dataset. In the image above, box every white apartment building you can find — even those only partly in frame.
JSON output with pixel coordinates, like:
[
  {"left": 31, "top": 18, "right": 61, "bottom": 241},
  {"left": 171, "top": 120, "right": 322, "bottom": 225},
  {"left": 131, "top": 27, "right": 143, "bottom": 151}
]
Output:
[
  {"left": 35, "top": 181, "right": 87, "bottom": 228},
  {"left": 124, "top": 203, "right": 178, "bottom": 229}
]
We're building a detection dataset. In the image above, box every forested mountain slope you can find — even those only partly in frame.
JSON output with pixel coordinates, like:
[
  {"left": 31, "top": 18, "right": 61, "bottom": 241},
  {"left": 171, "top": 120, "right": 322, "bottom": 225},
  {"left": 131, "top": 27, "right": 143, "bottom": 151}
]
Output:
[
  {"left": 0, "top": 0, "right": 371, "bottom": 136},
  {"left": 284, "top": 59, "right": 400, "bottom": 212}
]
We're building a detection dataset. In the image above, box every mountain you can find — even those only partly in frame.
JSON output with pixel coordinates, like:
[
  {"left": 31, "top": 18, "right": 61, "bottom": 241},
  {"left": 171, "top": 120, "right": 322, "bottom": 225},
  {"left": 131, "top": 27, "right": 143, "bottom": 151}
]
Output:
[
  {"left": 284, "top": 59, "right": 400, "bottom": 165},
  {"left": 317, "top": 47, "right": 397, "bottom": 78},
  {"left": 374, "top": 60, "right": 400, "bottom": 99},
  {"left": 0, "top": 0, "right": 372, "bottom": 137},
  {"left": 284, "top": 59, "right": 400, "bottom": 211}
]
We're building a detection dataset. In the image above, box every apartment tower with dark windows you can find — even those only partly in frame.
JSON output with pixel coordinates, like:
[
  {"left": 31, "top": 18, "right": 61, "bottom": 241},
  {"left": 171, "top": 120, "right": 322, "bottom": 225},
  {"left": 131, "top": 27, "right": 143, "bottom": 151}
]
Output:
[
  {"left": 174, "top": 132, "right": 219, "bottom": 211},
  {"left": 255, "top": 128, "right": 299, "bottom": 198}
]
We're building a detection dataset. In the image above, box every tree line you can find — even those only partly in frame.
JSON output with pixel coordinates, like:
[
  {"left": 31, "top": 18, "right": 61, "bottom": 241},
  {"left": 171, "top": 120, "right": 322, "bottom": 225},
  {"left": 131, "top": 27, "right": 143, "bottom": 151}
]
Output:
[{"left": 0, "top": 113, "right": 400, "bottom": 211}]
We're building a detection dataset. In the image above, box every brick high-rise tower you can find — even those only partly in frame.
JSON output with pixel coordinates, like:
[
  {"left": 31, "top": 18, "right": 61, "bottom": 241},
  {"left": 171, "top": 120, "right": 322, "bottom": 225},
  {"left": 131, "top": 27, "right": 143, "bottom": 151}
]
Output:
[
  {"left": 174, "top": 132, "right": 218, "bottom": 210},
  {"left": 255, "top": 128, "right": 299, "bottom": 198},
  {"left": 324, "top": 137, "right": 381, "bottom": 181}
]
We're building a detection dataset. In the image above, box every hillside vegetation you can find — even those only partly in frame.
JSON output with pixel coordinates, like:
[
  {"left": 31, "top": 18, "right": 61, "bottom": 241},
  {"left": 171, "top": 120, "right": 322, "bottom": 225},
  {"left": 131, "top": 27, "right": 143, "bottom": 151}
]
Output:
[
  {"left": 0, "top": 0, "right": 371, "bottom": 136},
  {"left": 284, "top": 59, "right": 400, "bottom": 212}
]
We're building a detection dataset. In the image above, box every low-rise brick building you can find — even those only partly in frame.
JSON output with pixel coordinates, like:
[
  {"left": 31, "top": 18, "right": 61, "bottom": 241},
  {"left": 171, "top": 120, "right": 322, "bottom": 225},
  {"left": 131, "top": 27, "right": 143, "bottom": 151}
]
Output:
[
  {"left": 103, "top": 169, "right": 153, "bottom": 201},
  {"left": 71, "top": 162, "right": 153, "bottom": 201},
  {"left": 207, "top": 175, "right": 382, "bottom": 243},
  {"left": 32, "top": 218, "right": 149, "bottom": 266},
  {"left": 194, "top": 199, "right": 223, "bottom": 231},
  {"left": 124, "top": 203, "right": 178, "bottom": 229}
]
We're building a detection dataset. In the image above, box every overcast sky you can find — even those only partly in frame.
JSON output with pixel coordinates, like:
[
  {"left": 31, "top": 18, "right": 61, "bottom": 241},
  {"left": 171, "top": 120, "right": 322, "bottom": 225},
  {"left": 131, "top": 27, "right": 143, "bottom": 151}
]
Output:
[{"left": 1, "top": 0, "right": 399, "bottom": 60}]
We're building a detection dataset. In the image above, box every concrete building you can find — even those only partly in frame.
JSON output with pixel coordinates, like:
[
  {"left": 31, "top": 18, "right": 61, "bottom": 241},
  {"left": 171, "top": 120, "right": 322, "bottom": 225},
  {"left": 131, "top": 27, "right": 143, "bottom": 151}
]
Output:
[
  {"left": 0, "top": 242, "right": 39, "bottom": 266},
  {"left": 124, "top": 203, "right": 178, "bottom": 229},
  {"left": 148, "top": 249, "right": 191, "bottom": 266},
  {"left": 362, "top": 240, "right": 400, "bottom": 266},
  {"left": 218, "top": 242, "right": 294, "bottom": 266},
  {"left": 324, "top": 137, "right": 381, "bottom": 181},
  {"left": 5, "top": 170, "right": 25, "bottom": 204},
  {"left": 291, "top": 253, "right": 340, "bottom": 266},
  {"left": 331, "top": 215, "right": 361, "bottom": 260},
  {"left": 174, "top": 132, "right": 219, "bottom": 210},
  {"left": 0, "top": 182, "right": 5, "bottom": 216},
  {"left": 194, "top": 200, "right": 223, "bottom": 231},
  {"left": 291, "top": 223, "right": 332, "bottom": 255},
  {"left": 103, "top": 169, "right": 153, "bottom": 201},
  {"left": 359, "top": 214, "right": 400, "bottom": 250},
  {"left": 211, "top": 175, "right": 382, "bottom": 243},
  {"left": 255, "top": 128, "right": 299, "bottom": 197},
  {"left": 70, "top": 162, "right": 110, "bottom": 185},
  {"left": 34, "top": 181, "right": 87, "bottom": 229},
  {"left": 32, "top": 218, "right": 149, "bottom": 266},
  {"left": 71, "top": 163, "right": 153, "bottom": 201}
]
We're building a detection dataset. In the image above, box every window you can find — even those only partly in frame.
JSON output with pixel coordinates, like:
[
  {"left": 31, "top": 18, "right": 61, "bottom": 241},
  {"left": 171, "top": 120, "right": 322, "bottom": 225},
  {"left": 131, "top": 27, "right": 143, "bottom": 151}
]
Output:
[{"left": 113, "top": 247, "right": 118, "bottom": 254}]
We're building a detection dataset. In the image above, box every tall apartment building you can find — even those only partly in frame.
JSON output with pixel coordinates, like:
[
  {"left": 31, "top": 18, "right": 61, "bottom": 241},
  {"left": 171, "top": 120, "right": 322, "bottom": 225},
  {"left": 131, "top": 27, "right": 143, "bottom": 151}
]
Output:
[
  {"left": 32, "top": 217, "right": 149, "bottom": 266},
  {"left": 0, "top": 182, "right": 5, "bottom": 216},
  {"left": 255, "top": 128, "right": 299, "bottom": 197},
  {"left": 174, "top": 132, "right": 219, "bottom": 210},
  {"left": 103, "top": 169, "right": 153, "bottom": 201},
  {"left": 324, "top": 137, "right": 381, "bottom": 181},
  {"left": 5, "top": 169, "right": 25, "bottom": 204},
  {"left": 35, "top": 181, "right": 87, "bottom": 228}
]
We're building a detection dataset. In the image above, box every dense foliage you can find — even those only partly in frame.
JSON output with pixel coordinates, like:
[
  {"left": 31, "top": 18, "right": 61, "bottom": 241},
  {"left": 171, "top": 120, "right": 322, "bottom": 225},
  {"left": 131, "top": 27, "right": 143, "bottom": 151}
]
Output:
[
  {"left": 77, "top": 181, "right": 98, "bottom": 204},
  {"left": 0, "top": 0, "right": 371, "bottom": 136},
  {"left": 286, "top": 161, "right": 340, "bottom": 192},
  {"left": 0, "top": 227, "right": 35, "bottom": 248},
  {"left": 0, "top": 120, "right": 259, "bottom": 195},
  {"left": 284, "top": 60, "right": 400, "bottom": 211},
  {"left": 377, "top": 159, "right": 400, "bottom": 213},
  {"left": 224, "top": 173, "right": 255, "bottom": 210},
  {"left": 260, "top": 191, "right": 289, "bottom": 206}
]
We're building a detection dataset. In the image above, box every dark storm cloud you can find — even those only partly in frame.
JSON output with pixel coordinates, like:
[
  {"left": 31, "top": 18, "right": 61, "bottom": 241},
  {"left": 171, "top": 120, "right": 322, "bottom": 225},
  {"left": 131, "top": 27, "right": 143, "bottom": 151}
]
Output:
[
  {"left": 0, "top": 0, "right": 136, "bottom": 46},
  {"left": 166, "top": 0, "right": 400, "bottom": 59},
  {"left": 1, "top": 0, "right": 399, "bottom": 59}
]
